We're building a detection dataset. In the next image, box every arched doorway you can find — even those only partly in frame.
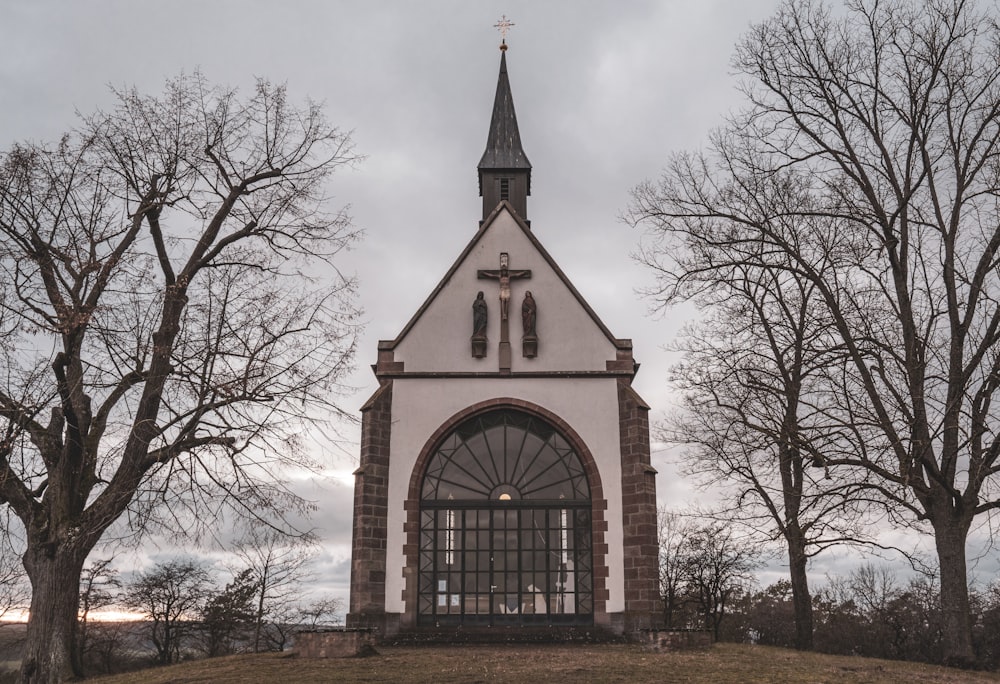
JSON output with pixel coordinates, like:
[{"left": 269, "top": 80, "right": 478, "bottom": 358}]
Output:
[{"left": 417, "top": 408, "right": 594, "bottom": 626}]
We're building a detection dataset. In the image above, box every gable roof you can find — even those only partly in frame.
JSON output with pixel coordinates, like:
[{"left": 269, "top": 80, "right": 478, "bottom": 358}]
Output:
[{"left": 381, "top": 201, "right": 629, "bottom": 354}]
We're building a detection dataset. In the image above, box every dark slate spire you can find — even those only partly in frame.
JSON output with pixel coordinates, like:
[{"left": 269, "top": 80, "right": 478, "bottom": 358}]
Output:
[
  {"left": 479, "top": 49, "right": 531, "bottom": 172},
  {"left": 478, "top": 45, "right": 531, "bottom": 222}
]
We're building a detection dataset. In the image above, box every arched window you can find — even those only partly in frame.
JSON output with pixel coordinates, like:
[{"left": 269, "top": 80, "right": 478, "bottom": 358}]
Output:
[{"left": 418, "top": 409, "right": 593, "bottom": 626}]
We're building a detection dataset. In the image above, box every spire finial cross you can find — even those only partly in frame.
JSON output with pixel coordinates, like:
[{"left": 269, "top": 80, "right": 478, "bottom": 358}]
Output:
[{"left": 494, "top": 15, "right": 515, "bottom": 47}]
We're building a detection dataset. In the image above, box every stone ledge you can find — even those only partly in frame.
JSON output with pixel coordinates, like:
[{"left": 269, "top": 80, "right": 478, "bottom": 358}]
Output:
[{"left": 296, "top": 628, "right": 378, "bottom": 658}]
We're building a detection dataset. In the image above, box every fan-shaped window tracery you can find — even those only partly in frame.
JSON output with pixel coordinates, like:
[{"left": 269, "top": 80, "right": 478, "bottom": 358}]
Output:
[{"left": 418, "top": 409, "right": 593, "bottom": 626}]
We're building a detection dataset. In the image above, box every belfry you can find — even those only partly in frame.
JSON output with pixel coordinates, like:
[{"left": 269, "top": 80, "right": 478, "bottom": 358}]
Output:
[{"left": 347, "top": 32, "right": 660, "bottom": 639}]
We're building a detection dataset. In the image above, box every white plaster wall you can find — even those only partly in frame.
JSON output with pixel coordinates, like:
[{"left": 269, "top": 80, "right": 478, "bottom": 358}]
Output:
[
  {"left": 392, "top": 210, "right": 618, "bottom": 372},
  {"left": 382, "top": 377, "right": 625, "bottom": 615}
]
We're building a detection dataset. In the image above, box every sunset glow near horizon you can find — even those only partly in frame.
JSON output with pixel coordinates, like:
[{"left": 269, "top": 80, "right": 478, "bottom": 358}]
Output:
[{"left": 1, "top": 610, "right": 145, "bottom": 624}]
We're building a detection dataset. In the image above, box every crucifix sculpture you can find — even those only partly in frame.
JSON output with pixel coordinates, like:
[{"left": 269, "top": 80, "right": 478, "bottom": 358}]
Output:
[{"left": 478, "top": 252, "right": 531, "bottom": 371}]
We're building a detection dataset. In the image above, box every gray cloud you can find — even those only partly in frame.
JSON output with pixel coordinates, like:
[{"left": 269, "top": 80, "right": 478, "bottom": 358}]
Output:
[{"left": 22, "top": 1, "right": 968, "bottom": 605}]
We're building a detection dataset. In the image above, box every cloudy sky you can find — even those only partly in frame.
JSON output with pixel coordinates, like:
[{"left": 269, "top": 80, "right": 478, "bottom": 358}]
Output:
[{"left": 8, "top": 0, "right": 957, "bottom": 603}]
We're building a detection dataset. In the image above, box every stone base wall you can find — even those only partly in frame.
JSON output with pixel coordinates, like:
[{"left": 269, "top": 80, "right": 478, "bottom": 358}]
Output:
[
  {"left": 348, "top": 381, "right": 393, "bottom": 621},
  {"left": 345, "top": 611, "right": 400, "bottom": 638},
  {"left": 636, "top": 629, "right": 713, "bottom": 652},
  {"left": 296, "top": 629, "right": 377, "bottom": 658},
  {"left": 385, "top": 624, "right": 625, "bottom": 645},
  {"left": 617, "top": 380, "right": 661, "bottom": 630}
]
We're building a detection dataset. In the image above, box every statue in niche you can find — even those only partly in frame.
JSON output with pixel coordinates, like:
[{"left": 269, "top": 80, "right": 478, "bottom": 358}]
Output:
[
  {"left": 521, "top": 291, "right": 536, "bottom": 337},
  {"left": 476, "top": 253, "right": 531, "bottom": 363},
  {"left": 471, "top": 291, "right": 488, "bottom": 359},
  {"left": 522, "top": 290, "right": 538, "bottom": 359},
  {"left": 473, "top": 291, "right": 488, "bottom": 337}
]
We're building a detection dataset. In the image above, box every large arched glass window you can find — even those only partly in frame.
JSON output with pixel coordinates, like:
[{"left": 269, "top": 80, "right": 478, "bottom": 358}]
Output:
[{"left": 418, "top": 409, "right": 593, "bottom": 626}]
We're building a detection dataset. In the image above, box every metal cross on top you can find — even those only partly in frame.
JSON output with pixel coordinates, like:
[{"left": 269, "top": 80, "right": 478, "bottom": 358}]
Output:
[{"left": 494, "top": 15, "right": 515, "bottom": 47}]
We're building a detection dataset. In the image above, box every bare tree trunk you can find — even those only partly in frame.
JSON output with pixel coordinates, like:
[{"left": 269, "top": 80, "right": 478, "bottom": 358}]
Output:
[
  {"left": 253, "top": 577, "right": 266, "bottom": 653},
  {"left": 662, "top": 586, "right": 678, "bottom": 628},
  {"left": 787, "top": 536, "right": 813, "bottom": 651},
  {"left": 933, "top": 514, "right": 974, "bottom": 667},
  {"left": 19, "top": 546, "right": 87, "bottom": 683}
]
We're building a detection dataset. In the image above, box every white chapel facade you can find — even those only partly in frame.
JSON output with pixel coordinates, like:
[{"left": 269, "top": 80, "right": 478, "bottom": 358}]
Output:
[{"left": 348, "top": 42, "right": 660, "bottom": 637}]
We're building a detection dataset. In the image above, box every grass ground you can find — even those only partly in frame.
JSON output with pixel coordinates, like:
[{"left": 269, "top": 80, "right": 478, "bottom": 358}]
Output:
[{"left": 87, "top": 642, "right": 1000, "bottom": 684}]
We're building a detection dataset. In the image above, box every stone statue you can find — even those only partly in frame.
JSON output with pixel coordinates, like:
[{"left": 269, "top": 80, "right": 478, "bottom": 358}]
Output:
[
  {"left": 498, "top": 252, "right": 511, "bottom": 320},
  {"left": 473, "top": 291, "right": 488, "bottom": 337},
  {"left": 522, "top": 290, "right": 536, "bottom": 337},
  {"left": 477, "top": 252, "right": 531, "bottom": 365},
  {"left": 477, "top": 252, "right": 531, "bottom": 325},
  {"left": 479, "top": 252, "right": 530, "bottom": 321}
]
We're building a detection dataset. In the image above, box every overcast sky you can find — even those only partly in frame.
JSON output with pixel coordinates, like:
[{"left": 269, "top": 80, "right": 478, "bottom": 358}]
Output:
[{"left": 7, "top": 1, "right": 969, "bottom": 603}]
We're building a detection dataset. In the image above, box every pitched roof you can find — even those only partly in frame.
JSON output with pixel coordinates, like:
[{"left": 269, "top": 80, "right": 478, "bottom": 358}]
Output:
[
  {"left": 383, "top": 201, "right": 627, "bottom": 353},
  {"left": 478, "top": 50, "right": 531, "bottom": 172}
]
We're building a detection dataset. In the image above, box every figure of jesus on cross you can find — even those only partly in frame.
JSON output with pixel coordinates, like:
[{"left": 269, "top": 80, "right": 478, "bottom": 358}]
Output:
[
  {"left": 480, "top": 252, "right": 530, "bottom": 325},
  {"left": 478, "top": 252, "right": 531, "bottom": 371}
]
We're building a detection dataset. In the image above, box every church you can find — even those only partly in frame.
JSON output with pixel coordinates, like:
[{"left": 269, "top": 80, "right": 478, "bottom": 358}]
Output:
[{"left": 347, "top": 38, "right": 660, "bottom": 639}]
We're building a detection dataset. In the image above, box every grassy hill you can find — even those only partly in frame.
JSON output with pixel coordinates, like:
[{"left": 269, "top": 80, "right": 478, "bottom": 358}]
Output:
[{"left": 86, "top": 642, "right": 1000, "bottom": 684}]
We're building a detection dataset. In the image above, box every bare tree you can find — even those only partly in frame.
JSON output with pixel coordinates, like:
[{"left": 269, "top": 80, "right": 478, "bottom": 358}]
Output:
[
  {"left": 0, "top": 72, "right": 360, "bottom": 682},
  {"left": 200, "top": 568, "right": 258, "bottom": 657},
  {"left": 297, "top": 595, "right": 345, "bottom": 628},
  {"left": 84, "top": 621, "right": 129, "bottom": 675},
  {"left": 124, "top": 559, "right": 211, "bottom": 665},
  {"left": 78, "top": 559, "right": 121, "bottom": 674},
  {"left": 0, "top": 533, "right": 27, "bottom": 623},
  {"left": 977, "top": 581, "right": 1000, "bottom": 668},
  {"left": 808, "top": 565, "right": 946, "bottom": 662},
  {"left": 743, "top": 570, "right": 945, "bottom": 662},
  {"left": 233, "top": 528, "right": 316, "bottom": 652},
  {"left": 629, "top": 0, "right": 1000, "bottom": 666},
  {"left": 745, "top": 580, "right": 798, "bottom": 647},
  {"left": 681, "top": 523, "right": 760, "bottom": 641},
  {"left": 849, "top": 564, "right": 899, "bottom": 620},
  {"left": 656, "top": 508, "right": 693, "bottom": 628},
  {"left": 260, "top": 594, "right": 344, "bottom": 652},
  {"left": 255, "top": 600, "right": 300, "bottom": 652},
  {"left": 663, "top": 260, "right": 887, "bottom": 650}
]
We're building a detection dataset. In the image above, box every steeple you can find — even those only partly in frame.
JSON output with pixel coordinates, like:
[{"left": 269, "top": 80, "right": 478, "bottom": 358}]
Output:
[{"left": 478, "top": 41, "right": 531, "bottom": 222}]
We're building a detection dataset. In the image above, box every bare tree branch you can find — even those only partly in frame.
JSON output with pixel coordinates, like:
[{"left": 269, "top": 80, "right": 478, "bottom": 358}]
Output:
[{"left": 0, "top": 72, "right": 360, "bottom": 682}]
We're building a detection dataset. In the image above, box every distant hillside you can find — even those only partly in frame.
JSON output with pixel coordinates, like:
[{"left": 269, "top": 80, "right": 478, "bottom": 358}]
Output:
[{"left": 0, "top": 623, "right": 25, "bottom": 683}]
